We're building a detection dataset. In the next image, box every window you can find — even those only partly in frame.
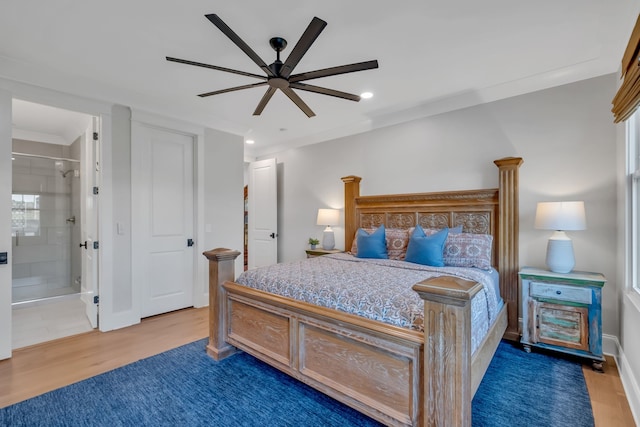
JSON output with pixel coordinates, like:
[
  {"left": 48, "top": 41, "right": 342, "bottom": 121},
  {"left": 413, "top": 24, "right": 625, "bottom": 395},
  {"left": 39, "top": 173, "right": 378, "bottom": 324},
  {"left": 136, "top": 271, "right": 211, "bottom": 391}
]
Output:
[
  {"left": 11, "top": 194, "right": 41, "bottom": 237},
  {"left": 617, "top": 14, "right": 640, "bottom": 297}
]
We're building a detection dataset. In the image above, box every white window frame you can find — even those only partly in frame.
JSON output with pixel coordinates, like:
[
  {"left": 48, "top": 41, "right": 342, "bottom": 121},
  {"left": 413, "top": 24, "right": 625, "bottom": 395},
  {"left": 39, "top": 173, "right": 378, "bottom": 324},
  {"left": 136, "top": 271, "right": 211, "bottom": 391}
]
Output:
[{"left": 630, "top": 110, "right": 640, "bottom": 294}]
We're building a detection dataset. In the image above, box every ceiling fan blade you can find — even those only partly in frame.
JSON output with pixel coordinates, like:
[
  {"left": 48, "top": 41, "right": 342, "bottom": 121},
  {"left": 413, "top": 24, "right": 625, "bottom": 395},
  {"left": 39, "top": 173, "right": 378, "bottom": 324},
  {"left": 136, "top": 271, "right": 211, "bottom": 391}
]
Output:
[
  {"left": 281, "top": 87, "right": 315, "bottom": 117},
  {"left": 280, "top": 17, "right": 327, "bottom": 79},
  {"left": 205, "top": 14, "right": 275, "bottom": 77},
  {"left": 198, "top": 81, "right": 268, "bottom": 98},
  {"left": 289, "top": 60, "right": 379, "bottom": 83},
  {"left": 253, "top": 87, "right": 277, "bottom": 115},
  {"left": 166, "top": 57, "right": 267, "bottom": 80},
  {"left": 289, "top": 83, "right": 360, "bottom": 102}
]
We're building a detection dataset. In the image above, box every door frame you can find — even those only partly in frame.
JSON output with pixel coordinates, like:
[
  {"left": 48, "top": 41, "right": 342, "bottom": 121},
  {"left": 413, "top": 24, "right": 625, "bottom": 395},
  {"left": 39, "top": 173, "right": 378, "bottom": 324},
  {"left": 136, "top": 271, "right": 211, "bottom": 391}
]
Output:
[
  {"left": 130, "top": 111, "right": 206, "bottom": 321},
  {"left": 0, "top": 80, "right": 113, "bottom": 359},
  {"left": 80, "top": 116, "right": 100, "bottom": 328}
]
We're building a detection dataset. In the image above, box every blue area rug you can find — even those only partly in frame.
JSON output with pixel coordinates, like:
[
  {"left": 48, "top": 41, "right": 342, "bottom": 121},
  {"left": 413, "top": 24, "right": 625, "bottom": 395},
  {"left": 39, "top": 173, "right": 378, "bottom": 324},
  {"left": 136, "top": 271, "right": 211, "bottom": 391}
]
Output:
[
  {"left": 0, "top": 339, "right": 593, "bottom": 426},
  {"left": 473, "top": 341, "right": 594, "bottom": 427}
]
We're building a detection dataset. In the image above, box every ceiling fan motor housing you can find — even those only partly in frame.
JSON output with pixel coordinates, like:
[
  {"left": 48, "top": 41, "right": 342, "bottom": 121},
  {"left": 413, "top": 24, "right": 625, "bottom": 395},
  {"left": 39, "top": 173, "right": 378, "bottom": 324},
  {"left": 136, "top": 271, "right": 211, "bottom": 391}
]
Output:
[{"left": 269, "top": 37, "right": 287, "bottom": 52}]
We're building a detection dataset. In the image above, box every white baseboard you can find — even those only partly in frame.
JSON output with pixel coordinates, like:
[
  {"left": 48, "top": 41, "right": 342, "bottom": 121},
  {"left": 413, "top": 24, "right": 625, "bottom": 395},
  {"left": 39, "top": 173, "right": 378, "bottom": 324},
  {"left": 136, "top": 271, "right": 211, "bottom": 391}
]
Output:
[
  {"left": 603, "top": 333, "right": 619, "bottom": 357},
  {"left": 99, "top": 310, "right": 140, "bottom": 332},
  {"left": 604, "top": 334, "right": 640, "bottom": 426}
]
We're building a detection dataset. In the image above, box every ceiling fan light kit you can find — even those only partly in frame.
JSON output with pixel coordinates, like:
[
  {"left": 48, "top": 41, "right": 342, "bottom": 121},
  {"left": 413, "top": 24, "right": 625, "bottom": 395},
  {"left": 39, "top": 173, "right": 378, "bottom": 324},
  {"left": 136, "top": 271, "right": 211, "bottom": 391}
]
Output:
[{"left": 166, "top": 14, "right": 379, "bottom": 117}]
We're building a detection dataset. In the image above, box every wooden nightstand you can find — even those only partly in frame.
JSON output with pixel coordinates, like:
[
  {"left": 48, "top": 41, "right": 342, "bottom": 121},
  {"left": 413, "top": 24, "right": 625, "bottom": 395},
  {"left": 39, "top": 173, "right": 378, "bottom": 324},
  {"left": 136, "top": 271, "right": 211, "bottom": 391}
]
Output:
[
  {"left": 305, "top": 248, "right": 342, "bottom": 258},
  {"left": 519, "top": 267, "right": 606, "bottom": 371}
]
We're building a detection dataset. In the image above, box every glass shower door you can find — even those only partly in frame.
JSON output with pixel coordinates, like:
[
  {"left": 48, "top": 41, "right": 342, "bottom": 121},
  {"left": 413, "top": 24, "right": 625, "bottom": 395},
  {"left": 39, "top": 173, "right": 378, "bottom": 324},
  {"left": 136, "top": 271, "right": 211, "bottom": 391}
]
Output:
[{"left": 11, "top": 154, "right": 81, "bottom": 303}]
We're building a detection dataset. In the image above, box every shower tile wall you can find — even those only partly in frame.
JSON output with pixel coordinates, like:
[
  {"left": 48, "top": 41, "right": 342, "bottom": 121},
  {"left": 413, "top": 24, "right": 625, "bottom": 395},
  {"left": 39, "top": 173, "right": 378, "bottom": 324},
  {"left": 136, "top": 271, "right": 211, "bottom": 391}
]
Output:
[{"left": 11, "top": 139, "right": 81, "bottom": 303}]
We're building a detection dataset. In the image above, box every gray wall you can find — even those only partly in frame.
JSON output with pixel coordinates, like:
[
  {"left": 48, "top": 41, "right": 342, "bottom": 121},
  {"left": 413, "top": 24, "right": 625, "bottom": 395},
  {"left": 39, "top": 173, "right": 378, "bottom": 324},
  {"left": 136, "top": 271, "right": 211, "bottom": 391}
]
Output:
[
  {"left": 204, "top": 128, "right": 245, "bottom": 279},
  {"left": 110, "top": 105, "right": 133, "bottom": 315},
  {"left": 265, "top": 74, "right": 619, "bottom": 339}
]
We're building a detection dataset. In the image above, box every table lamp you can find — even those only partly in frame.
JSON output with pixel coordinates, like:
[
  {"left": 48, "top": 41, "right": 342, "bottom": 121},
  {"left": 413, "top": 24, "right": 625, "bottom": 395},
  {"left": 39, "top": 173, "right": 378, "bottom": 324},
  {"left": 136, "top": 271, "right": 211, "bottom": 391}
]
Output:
[
  {"left": 534, "top": 201, "right": 586, "bottom": 273},
  {"left": 316, "top": 208, "right": 340, "bottom": 250}
]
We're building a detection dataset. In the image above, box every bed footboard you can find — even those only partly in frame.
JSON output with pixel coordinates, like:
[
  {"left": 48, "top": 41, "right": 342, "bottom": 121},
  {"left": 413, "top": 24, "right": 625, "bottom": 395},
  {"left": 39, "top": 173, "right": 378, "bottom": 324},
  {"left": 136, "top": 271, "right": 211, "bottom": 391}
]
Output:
[
  {"left": 203, "top": 249, "right": 501, "bottom": 426},
  {"left": 224, "top": 282, "right": 424, "bottom": 426}
]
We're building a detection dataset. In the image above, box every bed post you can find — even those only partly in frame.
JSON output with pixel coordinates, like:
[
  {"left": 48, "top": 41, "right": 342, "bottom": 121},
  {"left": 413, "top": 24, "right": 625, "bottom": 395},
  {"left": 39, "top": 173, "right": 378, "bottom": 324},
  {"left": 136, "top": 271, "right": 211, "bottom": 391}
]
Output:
[
  {"left": 493, "top": 157, "right": 523, "bottom": 341},
  {"left": 202, "top": 248, "right": 241, "bottom": 361},
  {"left": 413, "top": 276, "right": 482, "bottom": 427},
  {"left": 341, "top": 175, "right": 361, "bottom": 253}
]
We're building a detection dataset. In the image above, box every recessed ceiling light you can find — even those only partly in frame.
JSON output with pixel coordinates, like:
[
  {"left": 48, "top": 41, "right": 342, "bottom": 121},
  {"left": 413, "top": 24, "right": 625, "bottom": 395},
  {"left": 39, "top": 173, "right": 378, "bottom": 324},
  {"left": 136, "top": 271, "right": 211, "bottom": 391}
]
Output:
[
  {"left": 360, "top": 92, "right": 373, "bottom": 99},
  {"left": 245, "top": 139, "right": 255, "bottom": 145}
]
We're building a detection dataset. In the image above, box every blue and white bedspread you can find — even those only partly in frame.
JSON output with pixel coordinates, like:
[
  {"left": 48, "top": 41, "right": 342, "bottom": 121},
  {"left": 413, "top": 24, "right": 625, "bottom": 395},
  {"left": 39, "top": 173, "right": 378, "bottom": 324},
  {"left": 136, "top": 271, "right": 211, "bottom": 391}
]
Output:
[{"left": 236, "top": 253, "right": 502, "bottom": 354}]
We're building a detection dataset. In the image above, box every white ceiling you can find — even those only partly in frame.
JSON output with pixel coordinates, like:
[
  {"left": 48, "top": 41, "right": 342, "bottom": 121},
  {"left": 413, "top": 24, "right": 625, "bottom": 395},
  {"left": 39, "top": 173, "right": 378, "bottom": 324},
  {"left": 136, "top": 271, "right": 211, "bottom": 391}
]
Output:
[
  {"left": 12, "top": 99, "right": 92, "bottom": 145},
  {"left": 1, "top": 1, "right": 637, "bottom": 157}
]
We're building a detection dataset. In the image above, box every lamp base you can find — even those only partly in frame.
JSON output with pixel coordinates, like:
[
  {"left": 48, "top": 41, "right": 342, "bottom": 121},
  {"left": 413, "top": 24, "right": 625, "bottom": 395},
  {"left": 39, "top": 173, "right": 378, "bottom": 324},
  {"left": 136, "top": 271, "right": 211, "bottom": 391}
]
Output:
[
  {"left": 545, "top": 232, "right": 575, "bottom": 273},
  {"left": 322, "top": 227, "right": 335, "bottom": 250}
]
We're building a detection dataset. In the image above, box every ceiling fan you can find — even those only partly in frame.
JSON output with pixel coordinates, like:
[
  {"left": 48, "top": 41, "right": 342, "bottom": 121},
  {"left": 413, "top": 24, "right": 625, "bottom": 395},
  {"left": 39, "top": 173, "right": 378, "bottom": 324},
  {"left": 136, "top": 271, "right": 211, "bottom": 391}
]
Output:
[{"left": 166, "top": 14, "right": 379, "bottom": 118}]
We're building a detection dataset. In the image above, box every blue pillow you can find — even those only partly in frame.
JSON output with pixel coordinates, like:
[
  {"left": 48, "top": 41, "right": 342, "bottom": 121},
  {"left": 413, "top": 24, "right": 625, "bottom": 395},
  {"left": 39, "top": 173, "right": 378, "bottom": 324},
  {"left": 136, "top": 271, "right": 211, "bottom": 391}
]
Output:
[
  {"left": 355, "top": 225, "right": 388, "bottom": 259},
  {"left": 405, "top": 225, "right": 449, "bottom": 266}
]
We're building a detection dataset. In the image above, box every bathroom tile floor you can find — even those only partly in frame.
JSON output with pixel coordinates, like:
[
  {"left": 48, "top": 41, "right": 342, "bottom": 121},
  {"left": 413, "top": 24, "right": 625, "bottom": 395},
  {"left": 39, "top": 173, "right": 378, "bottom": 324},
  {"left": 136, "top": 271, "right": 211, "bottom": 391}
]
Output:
[{"left": 12, "top": 295, "right": 94, "bottom": 349}]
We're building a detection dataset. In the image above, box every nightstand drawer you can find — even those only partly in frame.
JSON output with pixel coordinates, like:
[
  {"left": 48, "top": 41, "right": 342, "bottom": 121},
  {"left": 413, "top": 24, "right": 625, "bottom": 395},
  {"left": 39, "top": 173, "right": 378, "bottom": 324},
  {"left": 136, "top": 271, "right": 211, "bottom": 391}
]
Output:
[{"left": 530, "top": 282, "right": 592, "bottom": 304}]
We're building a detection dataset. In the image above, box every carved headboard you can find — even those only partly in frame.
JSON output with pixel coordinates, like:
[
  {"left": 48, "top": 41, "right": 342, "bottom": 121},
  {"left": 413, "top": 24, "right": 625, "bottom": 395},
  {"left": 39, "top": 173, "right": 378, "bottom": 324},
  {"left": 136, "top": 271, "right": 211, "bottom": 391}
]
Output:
[
  {"left": 342, "top": 188, "right": 499, "bottom": 266},
  {"left": 341, "top": 157, "right": 523, "bottom": 340}
]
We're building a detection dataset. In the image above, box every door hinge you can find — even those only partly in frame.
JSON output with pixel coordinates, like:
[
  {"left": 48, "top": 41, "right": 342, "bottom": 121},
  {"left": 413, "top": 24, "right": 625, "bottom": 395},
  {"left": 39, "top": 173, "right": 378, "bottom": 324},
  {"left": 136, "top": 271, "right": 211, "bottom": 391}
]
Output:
[
  {"left": 93, "top": 295, "right": 99, "bottom": 304},
  {"left": 93, "top": 241, "right": 99, "bottom": 250},
  {"left": 93, "top": 186, "right": 99, "bottom": 195},
  {"left": 93, "top": 132, "right": 99, "bottom": 141}
]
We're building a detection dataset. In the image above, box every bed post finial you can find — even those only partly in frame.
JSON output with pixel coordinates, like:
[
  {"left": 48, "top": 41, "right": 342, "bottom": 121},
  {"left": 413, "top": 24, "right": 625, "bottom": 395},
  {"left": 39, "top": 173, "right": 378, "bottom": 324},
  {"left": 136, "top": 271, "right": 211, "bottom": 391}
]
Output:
[
  {"left": 341, "top": 175, "right": 361, "bottom": 253},
  {"left": 203, "top": 248, "right": 241, "bottom": 360},
  {"left": 493, "top": 157, "right": 523, "bottom": 341}
]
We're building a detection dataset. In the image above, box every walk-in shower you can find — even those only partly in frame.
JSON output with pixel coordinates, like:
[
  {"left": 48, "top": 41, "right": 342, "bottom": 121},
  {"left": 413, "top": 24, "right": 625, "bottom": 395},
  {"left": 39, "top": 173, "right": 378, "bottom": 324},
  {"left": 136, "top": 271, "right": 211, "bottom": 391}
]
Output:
[{"left": 11, "top": 152, "right": 82, "bottom": 304}]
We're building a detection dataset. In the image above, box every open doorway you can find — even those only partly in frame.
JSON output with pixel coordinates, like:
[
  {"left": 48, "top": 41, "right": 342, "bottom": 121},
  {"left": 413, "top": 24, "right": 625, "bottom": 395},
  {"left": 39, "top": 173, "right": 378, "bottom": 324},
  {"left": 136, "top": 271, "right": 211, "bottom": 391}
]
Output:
[{"left": 10, "top": 99, "right": 99, "bottom": 349}]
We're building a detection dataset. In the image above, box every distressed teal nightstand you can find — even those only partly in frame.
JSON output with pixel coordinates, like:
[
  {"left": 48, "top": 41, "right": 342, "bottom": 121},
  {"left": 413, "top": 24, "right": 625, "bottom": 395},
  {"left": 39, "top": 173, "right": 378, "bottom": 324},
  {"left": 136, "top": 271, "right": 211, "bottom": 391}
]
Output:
[{"left": 519, "top": 267, "right": 606, "bottom": 371}]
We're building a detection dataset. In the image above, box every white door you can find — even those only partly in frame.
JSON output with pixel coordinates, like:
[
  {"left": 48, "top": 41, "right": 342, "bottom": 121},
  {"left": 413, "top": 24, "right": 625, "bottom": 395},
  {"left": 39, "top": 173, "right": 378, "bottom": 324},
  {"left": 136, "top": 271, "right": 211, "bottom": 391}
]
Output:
[
  {"left": 248, "top": 158, "right": 278, "bottom": 269},
  {"left": 80, "top": 117, "right": 99, "bottom": 328},
  {"left": 133, "top": 124, "right": 195, "bottom": 318}
]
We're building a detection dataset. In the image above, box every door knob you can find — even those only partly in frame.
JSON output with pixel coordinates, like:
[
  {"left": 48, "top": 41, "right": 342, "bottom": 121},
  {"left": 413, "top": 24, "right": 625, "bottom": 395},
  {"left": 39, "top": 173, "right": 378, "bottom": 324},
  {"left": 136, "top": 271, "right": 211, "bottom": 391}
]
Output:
[
  {"left": 79, "top": 241, "right": 87, "bottom": 249},
  {"left": 187, "top": 238, "right": 194, "bottom": 247},
  {"left": 270, "top": 233, "right": 278, "bottom": 239}
]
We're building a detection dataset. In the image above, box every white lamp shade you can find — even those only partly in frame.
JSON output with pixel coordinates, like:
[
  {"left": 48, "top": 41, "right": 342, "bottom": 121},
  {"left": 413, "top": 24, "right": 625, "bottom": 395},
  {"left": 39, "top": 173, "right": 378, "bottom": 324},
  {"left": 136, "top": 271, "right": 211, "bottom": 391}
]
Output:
[
  {"left": 316, "top": 209, "right": 340, "bottom": 226},
  {"left": 534, "top": 201, "right": 586, "bottom": 231}
]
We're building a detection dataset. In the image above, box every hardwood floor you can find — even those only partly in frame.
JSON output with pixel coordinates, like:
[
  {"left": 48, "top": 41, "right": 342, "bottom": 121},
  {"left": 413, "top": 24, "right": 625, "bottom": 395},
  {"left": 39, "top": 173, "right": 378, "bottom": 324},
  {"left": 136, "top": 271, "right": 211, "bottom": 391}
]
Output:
[
  {"left": 0, "top": 307, "right": 209, "bottom": 409},
  {"left": 584, "top": 356, "right": 637, "bottom": 426},
  {"left": 0, "top": 307, "right": 636, "bottom": 426}
]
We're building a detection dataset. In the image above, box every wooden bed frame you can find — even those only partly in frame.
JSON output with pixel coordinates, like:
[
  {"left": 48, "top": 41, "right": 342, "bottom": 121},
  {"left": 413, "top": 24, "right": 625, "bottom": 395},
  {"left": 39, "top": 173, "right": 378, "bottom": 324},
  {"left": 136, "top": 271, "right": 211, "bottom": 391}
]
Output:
[{"left": 203, "top": 157, "right": 523, "bottom": 426}]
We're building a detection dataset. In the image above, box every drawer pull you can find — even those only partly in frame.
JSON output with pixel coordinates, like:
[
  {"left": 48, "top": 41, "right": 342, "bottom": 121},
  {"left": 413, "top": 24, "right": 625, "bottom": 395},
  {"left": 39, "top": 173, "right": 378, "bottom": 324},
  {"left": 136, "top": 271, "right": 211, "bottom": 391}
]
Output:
[{"left": 556, "top": 290, "right": 562, "bottom": 295}]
